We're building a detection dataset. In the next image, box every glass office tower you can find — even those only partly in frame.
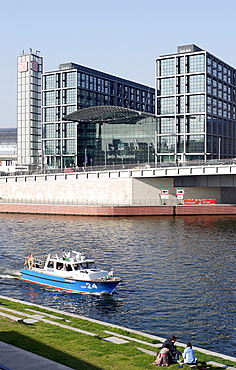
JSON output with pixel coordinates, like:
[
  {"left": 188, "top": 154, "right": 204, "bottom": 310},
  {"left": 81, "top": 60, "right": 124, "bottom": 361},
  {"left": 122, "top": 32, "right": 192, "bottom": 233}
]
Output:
[
  {"left": 42, "top": 62, "right": 155, "bottom": 169},
  {"left": 17, "top": 49, "right": 43, "bottom": 167},
  {"left": 156, "top": 44, "right": 236, "bottom": 162}
]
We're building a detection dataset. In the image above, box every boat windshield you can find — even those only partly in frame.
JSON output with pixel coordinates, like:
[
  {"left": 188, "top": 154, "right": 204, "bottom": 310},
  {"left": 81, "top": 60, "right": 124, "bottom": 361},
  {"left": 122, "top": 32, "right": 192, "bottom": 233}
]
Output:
[{"left": 74, "top": 262, "right": 96, "bottom": 270}]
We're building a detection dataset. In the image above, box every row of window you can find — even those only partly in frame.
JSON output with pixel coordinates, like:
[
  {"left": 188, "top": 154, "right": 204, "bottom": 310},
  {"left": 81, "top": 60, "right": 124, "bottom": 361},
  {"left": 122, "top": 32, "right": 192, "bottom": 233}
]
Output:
[
  {"left": 44, "top": 139, "right": 76, "bottom": 155},
  {"left": 207, "top": 117, "right": 236, "bottom": 136},
  {"left": 157, "top": 135, "right": 205, "bottom": 153},
  {"left": 43, "top": 88, "right": 153, "bottom": 107},
  {"left": 207, "top": 58, "right": 233, "bottom": 82},
  {"left": 157, "top": 115, "right": 205, "bottom": 134},
  {"left": 158, "top": 76, "right": 235, "bottom": 99},
  {"left": 158, "top": 54, "right": 206, "bottom": 76},
  {"left": 157, "top": 134, "right": 236, "bottom": 156},
  {"left": 158, "top": 74, "right": 205, "bottom": 96},
  {"left": 43, "top": 123, "right": 77, "bottom": 138},
  {"left": 207, "top": 97, "right": 234, "bottom": 119},
  {"left": 158, "top": 54, "right": 234, "bottom": 82},
  {"left": 157, "top": 95, "right": 205, "bottom": 115},
  {"left": 44, "top": 106, "right": 76, "bottom": 122},
  {"left": 43, "top": 72, "right": 154, "bottom": 103}
]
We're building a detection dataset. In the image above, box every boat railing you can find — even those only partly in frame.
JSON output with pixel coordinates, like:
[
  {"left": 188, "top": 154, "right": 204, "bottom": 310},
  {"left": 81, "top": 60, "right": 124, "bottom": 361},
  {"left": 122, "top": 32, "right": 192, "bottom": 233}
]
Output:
[{"left": 32, "top": 254, "right": 48, "bottom": 268}]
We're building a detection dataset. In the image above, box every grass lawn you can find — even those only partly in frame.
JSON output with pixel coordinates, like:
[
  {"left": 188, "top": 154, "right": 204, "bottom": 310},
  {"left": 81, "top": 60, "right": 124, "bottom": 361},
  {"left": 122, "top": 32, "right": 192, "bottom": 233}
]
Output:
[{"left": 0, "top": 297, "right": 235, "bottom": 370}]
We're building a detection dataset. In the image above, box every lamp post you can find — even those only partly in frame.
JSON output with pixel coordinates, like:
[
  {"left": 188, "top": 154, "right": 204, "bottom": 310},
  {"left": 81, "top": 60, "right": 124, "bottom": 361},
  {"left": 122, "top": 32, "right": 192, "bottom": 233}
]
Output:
[{"left": 218, "top": 137, "right": 221, "bottom": 160}]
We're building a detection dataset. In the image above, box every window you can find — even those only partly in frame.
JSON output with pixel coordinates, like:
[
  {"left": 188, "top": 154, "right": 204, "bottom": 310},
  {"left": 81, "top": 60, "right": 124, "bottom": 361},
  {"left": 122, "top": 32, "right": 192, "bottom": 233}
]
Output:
[
  {"left": 44, "top": 123, "right": 55, "bottom": 138},
  {"left": 62, "top": 122, "right": 76, "bottom": 138},
  {"left": 186, "top": 135, "right": 204, "bottom": 153},
  {"left": 44, "top": 107, "right": 55, "bottom": 122},
  {"left": 187, "top": 54, "right": 205, "bottom": 73},
  {"left": 64, "top": 105, "right": 76, "bottom": 115},
  {"left": 56, "top": 73, "right": 61, "bottom": 88},
  {"left": 44, "top": 75, "right": 55, "bottom": 90},
  {"left": 44, "top": 91, "right": 55, "bottom": 106},
  {"left": 177, "top": 57, "right": 184, "bottom": 74},
  {"left": 158, "top": 117, "right": 175, "bottom": 134},
  {"left": 158, "top": 97, "right": 175, "bottom": 114},
  {"left": 159, "top": 78, "right": 175, "bottom": 95},
  {"left": 62, "top": 139, "right": 76, "bottom": 154},
  {"left": 63, "top": 89, "right": 76, "bottom": 104},
  {"left": 187, "top": 95, "right": 205, "bottom": 113},
  {"left": 177, "top": 76, "right": 184, "bottom": 94},
  {"left": 157, "top": 136, "right": 176, "bottom": 153},
  {"left": 177, "top": 96, "right": 185, "bottom": 113},
  {"left": 187, "top": 75, "right": 205, "bottom": 93},
  {"left": 159, "top": 58, "right": 175, "bottom": 76},
  {"left": 186, "top": 115, "right": 205, "bottom": 133},
  {"left": 177, "top": 116, "right": 185, "bottom": 133},
  {"left": 63, "top": 72, "right": 76, "bottom": 87},
  {"left": 44, "top": 140, "right": 54, "bottom": 154}
]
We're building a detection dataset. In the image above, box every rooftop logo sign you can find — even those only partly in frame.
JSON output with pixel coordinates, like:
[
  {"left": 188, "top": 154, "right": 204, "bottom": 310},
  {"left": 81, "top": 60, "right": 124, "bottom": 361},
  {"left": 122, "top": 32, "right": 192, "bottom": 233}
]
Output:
[{"left": 18, "top": 61, "right": 28, "bottom": 72}]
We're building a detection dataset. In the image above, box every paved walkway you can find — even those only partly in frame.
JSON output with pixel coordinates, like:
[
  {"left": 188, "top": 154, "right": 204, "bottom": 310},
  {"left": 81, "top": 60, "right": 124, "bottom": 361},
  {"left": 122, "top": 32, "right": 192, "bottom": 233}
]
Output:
[{"left": 0, "top": 341, "right": 74, "bottom": 370}]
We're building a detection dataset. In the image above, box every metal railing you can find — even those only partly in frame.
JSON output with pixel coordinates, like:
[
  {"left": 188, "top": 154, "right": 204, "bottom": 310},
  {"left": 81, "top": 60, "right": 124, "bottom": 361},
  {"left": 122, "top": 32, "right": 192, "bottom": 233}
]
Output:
[
  {"left": 0, "top": 197, "right": 180, "bottom": 207},
  {"left": 1, "top": 158, "right": 236, "bottom": 177}
]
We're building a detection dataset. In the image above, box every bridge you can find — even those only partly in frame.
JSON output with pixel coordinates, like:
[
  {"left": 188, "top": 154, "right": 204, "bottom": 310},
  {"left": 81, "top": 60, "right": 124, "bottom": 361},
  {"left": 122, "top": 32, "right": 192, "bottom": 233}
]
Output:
[{"left": 0, "top": 163, "right": 236, "bottom": 207}]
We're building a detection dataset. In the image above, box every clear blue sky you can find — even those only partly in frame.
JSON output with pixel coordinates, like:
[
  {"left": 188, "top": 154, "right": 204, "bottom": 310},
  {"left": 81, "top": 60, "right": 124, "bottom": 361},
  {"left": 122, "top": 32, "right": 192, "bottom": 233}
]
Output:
[{"left": 1, "top": 0, "right": 236, "bottom": 127}]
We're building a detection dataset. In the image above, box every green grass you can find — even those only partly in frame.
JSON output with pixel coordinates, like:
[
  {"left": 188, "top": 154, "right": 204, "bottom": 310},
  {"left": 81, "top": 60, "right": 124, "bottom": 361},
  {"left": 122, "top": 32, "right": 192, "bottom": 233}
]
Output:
[{"left": 0, "top": 297, "right": 235, "bottom": 370}]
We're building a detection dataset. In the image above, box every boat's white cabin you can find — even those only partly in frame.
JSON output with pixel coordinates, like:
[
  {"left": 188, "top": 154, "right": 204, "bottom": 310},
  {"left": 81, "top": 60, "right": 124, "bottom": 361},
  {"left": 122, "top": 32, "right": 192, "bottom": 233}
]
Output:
[{"left": 45, "top": 250, "right": 97, "bottom": 272}]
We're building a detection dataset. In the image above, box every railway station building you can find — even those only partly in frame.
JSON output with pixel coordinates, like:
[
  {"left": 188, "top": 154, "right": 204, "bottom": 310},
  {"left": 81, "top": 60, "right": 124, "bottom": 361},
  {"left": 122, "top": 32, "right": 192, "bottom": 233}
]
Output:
[{"left": 16, "top": 45, "right": 236, "bottom": 169}]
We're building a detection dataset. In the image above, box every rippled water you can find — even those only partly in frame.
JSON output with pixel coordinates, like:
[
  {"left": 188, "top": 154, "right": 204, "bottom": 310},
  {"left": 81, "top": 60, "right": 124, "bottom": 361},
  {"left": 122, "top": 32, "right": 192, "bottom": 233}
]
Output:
[{"left": 0, "top": 213, "right": 235, "bottom": 356}]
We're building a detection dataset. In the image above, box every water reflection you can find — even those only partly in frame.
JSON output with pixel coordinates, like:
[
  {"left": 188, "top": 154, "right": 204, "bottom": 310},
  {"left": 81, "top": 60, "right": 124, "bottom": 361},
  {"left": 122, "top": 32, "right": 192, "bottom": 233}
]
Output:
[{"left": 0, "top": 214, "right": 235, "bottom": 356}]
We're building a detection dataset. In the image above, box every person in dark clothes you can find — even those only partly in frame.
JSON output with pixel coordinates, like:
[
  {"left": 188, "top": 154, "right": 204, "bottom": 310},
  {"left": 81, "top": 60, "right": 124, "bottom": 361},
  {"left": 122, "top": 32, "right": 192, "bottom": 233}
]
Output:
[{"left": 162, "top": 335, "right": 181, "bottom": 362}]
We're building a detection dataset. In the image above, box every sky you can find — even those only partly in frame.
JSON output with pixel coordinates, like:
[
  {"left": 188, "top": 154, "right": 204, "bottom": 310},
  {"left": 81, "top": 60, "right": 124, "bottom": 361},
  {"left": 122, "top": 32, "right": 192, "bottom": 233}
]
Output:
[{"left": 1, "top": 0, "right": 236, "bottom": 127}]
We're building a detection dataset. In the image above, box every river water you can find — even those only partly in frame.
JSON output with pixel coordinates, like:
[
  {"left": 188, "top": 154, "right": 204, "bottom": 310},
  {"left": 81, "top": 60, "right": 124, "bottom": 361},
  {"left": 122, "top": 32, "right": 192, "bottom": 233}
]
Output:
[{"left": 0, "top": 213, "right": 235, "bottom": 356}]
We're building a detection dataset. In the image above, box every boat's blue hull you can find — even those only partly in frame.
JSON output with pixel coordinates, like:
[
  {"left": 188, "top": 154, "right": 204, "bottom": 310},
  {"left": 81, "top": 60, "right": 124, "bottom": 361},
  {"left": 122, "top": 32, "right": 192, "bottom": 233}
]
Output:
[{"left": 21, "top": 269, "right": 120, "bottom": 295}]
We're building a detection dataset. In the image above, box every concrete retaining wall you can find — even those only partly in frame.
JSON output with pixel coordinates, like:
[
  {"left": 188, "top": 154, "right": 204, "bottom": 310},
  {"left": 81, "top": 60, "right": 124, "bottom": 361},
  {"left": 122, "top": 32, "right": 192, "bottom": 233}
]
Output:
[{"left": 0, "top": 174, "right": 223, "bottom": 206}]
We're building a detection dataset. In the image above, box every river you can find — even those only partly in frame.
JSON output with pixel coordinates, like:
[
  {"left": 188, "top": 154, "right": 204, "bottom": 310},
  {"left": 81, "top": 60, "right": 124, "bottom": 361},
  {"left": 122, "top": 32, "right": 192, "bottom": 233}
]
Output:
[{"left": 0, "top": 213, "right": 235, "bottom": 356}]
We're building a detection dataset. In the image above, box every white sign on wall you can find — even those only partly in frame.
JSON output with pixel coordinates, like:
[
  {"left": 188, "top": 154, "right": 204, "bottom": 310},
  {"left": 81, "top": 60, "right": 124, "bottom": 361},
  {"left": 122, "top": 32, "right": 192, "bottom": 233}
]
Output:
[{"left": 160, "top": 189, "right": 170, "bottom": 199}]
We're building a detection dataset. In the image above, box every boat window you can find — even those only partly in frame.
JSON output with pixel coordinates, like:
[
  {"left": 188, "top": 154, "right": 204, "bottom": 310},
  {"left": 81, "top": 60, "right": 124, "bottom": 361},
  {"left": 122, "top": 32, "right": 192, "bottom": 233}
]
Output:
[
  {"left": 87, "top": 262, "right": 95, "bottom": 269},
  {"left": 56, "top": 262, "right": 63, "bottom": 270},
  {"left": 74, "top": 264, "right": 81, "bottom": 270},
  {"left": 80, "top": 262, "right": 95, "bottom": 269},
  {"left": 65, "top": 264, "right": 72, "bottom": 271},
  {"left": 47, "top": 261, "right": 54, "bottom": 268}
]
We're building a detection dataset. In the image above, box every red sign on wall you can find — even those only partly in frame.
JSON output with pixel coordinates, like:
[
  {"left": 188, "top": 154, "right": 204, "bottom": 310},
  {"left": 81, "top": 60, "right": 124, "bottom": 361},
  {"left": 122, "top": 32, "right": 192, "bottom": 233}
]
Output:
[
  {"left": 18, "top": 61, "right": 28, "bottom": 72},
  {"left": 160, "top": 189, "right": 170, "bottom": 195},
  {"left": 176, "top": 189, "right": 185, "bottom": 195},
  {"left": 184, "top": 199, "right": 216, "bottom": 205}
]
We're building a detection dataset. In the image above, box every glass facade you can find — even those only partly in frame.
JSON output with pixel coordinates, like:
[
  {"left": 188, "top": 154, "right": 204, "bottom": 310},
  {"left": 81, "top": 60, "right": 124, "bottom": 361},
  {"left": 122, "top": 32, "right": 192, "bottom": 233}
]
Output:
[
  {"left": 156, "top": 44, "right": 236, "bottom": 161},
  {"left": 68, "top": 108, "right": 157, "bottom": 167},
  {"left": 42, "top": 62, "right": 155, "bottom": 168}
]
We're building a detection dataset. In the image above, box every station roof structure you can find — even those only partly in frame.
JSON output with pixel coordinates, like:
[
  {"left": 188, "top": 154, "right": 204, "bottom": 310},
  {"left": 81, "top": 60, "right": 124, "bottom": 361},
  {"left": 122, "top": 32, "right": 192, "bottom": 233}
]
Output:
[
  {"left": 0, "top": 128, "right": 17, "bottom": 145},
  {"left": 64, "top": 105, "right": 155, "bottom": 125}
]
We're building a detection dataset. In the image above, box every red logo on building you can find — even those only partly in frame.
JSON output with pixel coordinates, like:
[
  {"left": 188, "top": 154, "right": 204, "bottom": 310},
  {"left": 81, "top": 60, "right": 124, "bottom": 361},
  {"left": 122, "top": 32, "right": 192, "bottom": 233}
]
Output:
[
  {"left": 18, "top": 61, "right": 28, "bottom": 72},
  {"left": 32, "top": 61, "right": 38, "bottom": 72}
]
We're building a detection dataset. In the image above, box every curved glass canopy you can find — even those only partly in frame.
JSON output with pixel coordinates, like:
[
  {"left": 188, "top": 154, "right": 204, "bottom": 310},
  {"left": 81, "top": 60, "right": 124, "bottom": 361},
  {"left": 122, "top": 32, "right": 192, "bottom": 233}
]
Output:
[{"left": 64, "top": 105, "right": 154, "bottom": 125}]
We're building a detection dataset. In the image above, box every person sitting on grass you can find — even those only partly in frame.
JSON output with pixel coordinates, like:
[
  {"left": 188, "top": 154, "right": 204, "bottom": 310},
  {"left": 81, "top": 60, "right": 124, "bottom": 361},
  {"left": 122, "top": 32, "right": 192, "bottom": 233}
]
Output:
[
  {"left": 153, "top": 344, "right": 172, "bottom": 366},
  {"left": 182, "top": 342, "right": 197, "bottom": 364},
  {"left": 162, "top": 335, "right": 181, "bottom": 362}
]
